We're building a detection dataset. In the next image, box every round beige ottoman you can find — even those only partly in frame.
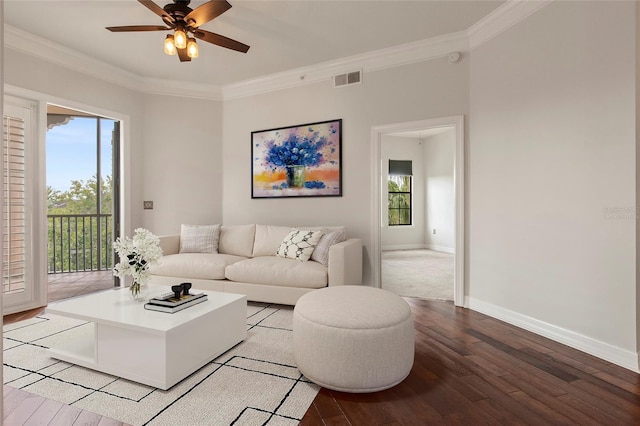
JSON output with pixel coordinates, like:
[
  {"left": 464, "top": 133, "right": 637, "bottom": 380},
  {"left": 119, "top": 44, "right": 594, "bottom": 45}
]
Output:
[{"left": 293, "top": 285, "right": 414, "bottom": 393}]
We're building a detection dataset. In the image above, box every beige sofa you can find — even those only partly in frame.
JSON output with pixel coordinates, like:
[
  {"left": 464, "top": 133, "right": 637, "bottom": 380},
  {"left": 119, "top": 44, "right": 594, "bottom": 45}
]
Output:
[{"left": 149, "top": 224, "right": 363, "bottom": 305}]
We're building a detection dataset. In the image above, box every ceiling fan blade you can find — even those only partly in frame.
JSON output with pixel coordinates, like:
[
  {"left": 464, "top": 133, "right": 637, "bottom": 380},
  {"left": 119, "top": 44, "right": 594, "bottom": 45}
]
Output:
[
  {"left": 106, "top": 25, "right": 170, "bottom": 32},
  {"left": 194, "top": 29, "right": 250, "bottom": 53},
  {"left": 177, "top": 47, "right": 192, "bottom": 62},
  {"left": 184, "top": 0, "right": 232, "bottom": 28},
  {"left": 138, "top": 0, "right": 174, "bottom": 24}
]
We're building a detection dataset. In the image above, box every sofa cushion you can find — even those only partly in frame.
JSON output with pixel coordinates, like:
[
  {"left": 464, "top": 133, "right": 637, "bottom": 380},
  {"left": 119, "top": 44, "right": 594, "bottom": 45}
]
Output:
[
  {"left": 276, "top": 229, "right": 323, "bottom": 262},
  {"left": 225, "top": 256, "right": 327, "bottom": 289},
  {"left": 179, "top": 224, "right": 220, "bottom": 254},
  {"left": 150, "top": 253, "right": 247, "bottom": 280},
  {"left": 252, "top": 225, "right": 293, "bottom": 257},
  {"left": 218, "top": 224, "right": 256, "bottom": 257}
]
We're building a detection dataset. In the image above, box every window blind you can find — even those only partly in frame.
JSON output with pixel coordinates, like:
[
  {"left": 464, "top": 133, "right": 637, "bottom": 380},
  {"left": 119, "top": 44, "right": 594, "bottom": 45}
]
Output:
[
  {"left": 3, "top": 115, "right": 26, "bottom": 293},
  {"left": 389, "top": 160, "right": 412, "bottom": 176}
]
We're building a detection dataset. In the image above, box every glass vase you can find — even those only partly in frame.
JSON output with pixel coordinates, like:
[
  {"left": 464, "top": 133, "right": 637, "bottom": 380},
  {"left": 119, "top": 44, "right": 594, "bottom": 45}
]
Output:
[{"left": 129, "top": 280, "right": 148, "bottom": 302}]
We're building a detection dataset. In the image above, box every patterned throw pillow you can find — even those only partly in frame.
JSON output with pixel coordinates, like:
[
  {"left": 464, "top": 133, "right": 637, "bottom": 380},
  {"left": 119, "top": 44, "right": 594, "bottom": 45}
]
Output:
[
  {"left": 179, "top": 224, "right": 220, "bottom": 254},
  {"left": 311, "top": 230, "right": 346, "bottom": 266},
  {"left": 276, "top": 229, "right": 323, "bottom": 261}
]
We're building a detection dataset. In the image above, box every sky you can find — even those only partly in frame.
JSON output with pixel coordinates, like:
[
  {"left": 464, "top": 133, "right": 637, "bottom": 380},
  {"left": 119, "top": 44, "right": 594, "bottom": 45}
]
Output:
[{"left": 46, "top": 116, "right": 115, "bottom": 193}]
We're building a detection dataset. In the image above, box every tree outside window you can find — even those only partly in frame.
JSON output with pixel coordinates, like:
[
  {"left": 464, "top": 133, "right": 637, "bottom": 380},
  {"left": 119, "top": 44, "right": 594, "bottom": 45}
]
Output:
[{"left": 388, "top": 175, "right": 411, "bottom": 226}]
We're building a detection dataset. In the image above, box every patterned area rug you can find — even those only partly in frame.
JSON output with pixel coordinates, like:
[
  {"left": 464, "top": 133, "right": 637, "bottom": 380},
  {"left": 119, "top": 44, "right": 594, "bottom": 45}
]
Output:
[{"left": 3, "top": 303, "right": 318, "bottom": 425}]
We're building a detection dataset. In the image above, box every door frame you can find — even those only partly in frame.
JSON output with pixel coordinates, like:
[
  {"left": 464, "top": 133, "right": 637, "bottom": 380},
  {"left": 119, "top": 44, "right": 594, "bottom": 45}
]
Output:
[
  {"left": 371, "top": 115, "right": 465, "bottom": 306},
  {"left": 4, "top": 85, "right": 132, "bottom": 299}
]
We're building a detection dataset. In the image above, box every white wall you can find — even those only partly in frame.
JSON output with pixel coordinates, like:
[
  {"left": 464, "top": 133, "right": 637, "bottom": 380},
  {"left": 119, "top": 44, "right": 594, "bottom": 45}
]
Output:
[
  {"left": 5, "top": 48, "right": 145, "bottom": 233},
  {"left": 3, "top": 49, "right": 225, "bottom": 238},
  {"left": 381, "top": 135, "right": 425, "bottom": 249},
  {"left": 222, "top": 58, "right": 469, "bottom": 285},
  {"left": 140, "top": 94, "right": 223, "bottom": 235},
  {"left": 424, "top": 129, "right": 455, "bottom": 252},
  {"left": 469, "top": 1, "right": 637, "bottom": 361}
]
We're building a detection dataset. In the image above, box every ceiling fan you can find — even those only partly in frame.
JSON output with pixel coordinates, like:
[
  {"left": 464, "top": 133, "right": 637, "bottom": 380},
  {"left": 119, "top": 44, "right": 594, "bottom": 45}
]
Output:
[{"left": 106, "top": 0, "right": 250, "bottom": 62}]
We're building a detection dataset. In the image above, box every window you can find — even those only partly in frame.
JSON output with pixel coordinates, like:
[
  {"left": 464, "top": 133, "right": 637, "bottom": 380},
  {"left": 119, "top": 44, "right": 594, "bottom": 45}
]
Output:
[{"left": 388, "top": 160, "right": 412, "bottom": 226}]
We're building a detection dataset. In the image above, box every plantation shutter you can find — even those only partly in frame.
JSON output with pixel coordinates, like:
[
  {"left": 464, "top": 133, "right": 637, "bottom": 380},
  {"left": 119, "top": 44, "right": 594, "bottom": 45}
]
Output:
[
  {"left": 2, "top": 114, "right": 26, "bottom": 294},
  {"left": 389, "top": 160, "right": 412, "bottom": 176}
]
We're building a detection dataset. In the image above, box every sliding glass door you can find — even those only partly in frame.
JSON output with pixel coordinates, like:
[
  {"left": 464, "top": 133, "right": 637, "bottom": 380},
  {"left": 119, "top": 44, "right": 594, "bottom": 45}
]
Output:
[{"left": 46, "top": 107, "right": 120, "bottom": 279}]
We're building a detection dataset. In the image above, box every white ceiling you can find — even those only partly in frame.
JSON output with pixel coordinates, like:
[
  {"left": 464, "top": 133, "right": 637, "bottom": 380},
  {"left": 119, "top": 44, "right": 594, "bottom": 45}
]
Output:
[{"left": 4, "top": 0, "right": 503, "bottom": 87}]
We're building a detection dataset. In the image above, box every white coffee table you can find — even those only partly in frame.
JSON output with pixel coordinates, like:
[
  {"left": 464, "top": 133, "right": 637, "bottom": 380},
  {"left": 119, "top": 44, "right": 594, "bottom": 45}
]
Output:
[{"left": 46, "top": 287, "right": 247, "bottom": 390}]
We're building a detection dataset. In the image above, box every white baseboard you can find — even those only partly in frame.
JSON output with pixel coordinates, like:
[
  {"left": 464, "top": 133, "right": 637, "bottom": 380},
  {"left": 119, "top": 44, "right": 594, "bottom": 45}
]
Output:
[
  {"left": 381, "top": 244, "right": 426, "bottom": 251},
  {"left": 466, "top": 297, "right": 639, "bottom": 373},
  {"left": 425, "top": 245, "right": 455, "bottom": 254}
]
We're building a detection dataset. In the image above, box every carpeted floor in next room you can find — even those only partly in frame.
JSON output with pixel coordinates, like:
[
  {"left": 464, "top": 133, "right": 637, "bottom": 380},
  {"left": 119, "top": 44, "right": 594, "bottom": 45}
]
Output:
[{"left": 381, "top": 249, "right": 454, "bottom": 300}]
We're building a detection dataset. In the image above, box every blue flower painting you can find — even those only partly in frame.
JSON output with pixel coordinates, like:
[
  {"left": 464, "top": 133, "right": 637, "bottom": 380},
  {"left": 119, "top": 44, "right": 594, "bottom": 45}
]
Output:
[{"left": 251, "top": 119, "right": 342, "bottom": 198}]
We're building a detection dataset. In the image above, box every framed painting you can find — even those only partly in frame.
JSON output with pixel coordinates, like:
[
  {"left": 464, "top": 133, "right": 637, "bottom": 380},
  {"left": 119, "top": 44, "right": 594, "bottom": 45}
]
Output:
[{"left": 251, "top": 119, "right": 342, "bottom": 198}]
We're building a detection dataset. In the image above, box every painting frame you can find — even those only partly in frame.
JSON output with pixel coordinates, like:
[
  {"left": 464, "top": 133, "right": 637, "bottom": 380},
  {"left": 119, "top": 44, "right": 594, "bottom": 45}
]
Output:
[{"left": 251, "top": 119, "right": 342, "bottom": 199}]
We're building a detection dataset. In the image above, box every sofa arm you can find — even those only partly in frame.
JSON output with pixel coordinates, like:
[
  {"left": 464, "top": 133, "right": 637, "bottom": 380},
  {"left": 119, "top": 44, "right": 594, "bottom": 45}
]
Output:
[
  {"left": 158, "top": 235, "right": 180, "bottom": 256},
  {"left": 328, "top": 238, "right": 363, "bottom": 286}
]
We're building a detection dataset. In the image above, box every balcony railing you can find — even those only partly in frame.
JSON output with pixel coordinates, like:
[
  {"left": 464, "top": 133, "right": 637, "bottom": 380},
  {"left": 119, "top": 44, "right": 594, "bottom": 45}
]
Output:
[{"left": 47, "top": 213, "right": 113, "bottom": 274}]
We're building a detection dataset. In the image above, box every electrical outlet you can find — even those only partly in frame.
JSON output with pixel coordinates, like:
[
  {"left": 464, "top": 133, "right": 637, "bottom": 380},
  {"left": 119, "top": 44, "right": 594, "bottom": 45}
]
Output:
[
  {"left": 143, "top": 201, "right": 154, "bottom": 210},
  {"left": 433, "top": 229, "right": 436, "bottom": 235}
]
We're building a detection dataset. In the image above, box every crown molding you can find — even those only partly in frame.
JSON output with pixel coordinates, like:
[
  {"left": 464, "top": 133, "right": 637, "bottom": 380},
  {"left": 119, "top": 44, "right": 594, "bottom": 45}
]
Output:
[
  {"left": 467, "top": 0, "right": 554, "bottom": 50},
  {"left": 222, "top": 31, "right": 469, "bottom": 100},
  {"left": 142, "top": 77, "right": 223, "bottom": 101},
  {"left": 5, "top": 1, "right": 552, "bottom": 102},
  {"left": 4, "top": 25, "right": 223, "bottom": 101},
  {"left": 5, "top": 25, "right": 144, "bottom": 92}
]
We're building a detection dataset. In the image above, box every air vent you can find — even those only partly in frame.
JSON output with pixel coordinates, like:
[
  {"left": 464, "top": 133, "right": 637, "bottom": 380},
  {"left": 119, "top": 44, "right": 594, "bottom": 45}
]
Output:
[{"left": 334, "top": 70, "right": 362, "bottom": 88}]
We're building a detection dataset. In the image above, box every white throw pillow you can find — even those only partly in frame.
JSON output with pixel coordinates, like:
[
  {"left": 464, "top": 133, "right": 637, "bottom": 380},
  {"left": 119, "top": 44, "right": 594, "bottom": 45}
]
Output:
[
  {"left": 179, "top": 224, "right": 220, "bottom": 254},
  {"left": 311, "top": 230, "right": 346, "bottom": 266},
  {"left": 276, "top": 229, "right": 323, "bottom": 262}
]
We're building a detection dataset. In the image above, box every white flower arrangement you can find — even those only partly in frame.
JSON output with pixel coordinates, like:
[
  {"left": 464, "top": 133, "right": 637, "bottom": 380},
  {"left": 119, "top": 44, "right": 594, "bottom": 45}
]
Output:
[{"left": 113, "top": 228, "right": 163, "bottom": 298}]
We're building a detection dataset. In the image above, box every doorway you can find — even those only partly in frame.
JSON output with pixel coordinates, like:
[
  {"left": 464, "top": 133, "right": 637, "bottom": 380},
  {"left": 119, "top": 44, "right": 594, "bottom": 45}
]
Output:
[
  {"left": 45, "top": 105, "right": 121, "bottom": 301},
  {"left": 381, "top": 128, "right": 455, "bottom": 300},
  {"left": 371, "top": 116, "right": 464, "bottom": 306}
]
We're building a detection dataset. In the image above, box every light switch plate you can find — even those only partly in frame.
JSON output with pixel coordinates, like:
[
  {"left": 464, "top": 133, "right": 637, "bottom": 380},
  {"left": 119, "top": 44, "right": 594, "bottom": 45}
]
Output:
[{"left": 143, "top": 201, "right": 153, "bottom": 210}]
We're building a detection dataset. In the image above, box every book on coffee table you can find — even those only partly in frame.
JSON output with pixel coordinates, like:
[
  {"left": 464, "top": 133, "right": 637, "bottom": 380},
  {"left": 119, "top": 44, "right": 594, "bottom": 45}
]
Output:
[
  {"left": 144, "top": 295, "right": 208, "bottom": 313},
  {"left": 149, "top": 292, "right": 206, "bottom": 307}
]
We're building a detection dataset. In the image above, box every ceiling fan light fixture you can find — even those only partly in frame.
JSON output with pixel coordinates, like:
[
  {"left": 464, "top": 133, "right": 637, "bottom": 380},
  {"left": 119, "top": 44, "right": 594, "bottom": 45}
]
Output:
[
  {"left": 106, "top": 0, "right": 250, "bottom": 63},
  {"left": 174, "top": 29, "right": 187, "bottom": 49},
  {"left": 164, "top": 34, "right": 177, "bottom": 55},
  {"left": 187, "top": 38, "right": 199, "bottom": 59}
]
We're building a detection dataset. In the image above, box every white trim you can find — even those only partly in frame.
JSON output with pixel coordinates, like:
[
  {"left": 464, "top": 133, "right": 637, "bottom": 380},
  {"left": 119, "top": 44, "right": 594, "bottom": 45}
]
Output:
[
  {"left": 141, "top": 77, "right": 223, "bottom": 101},
  {"left": 467, "top": 297, "right": 640, "bottom": 373},
  {"left": 425, "top": 245, "right": 455, "bottom": 254},
  {"left": 223, "top": 31, "right": 469, "bottom": 100},
  {"left": 5, "top": 84, "right": 133, "bottom": 265},
  {"left": 4, "top": 1, "right": 553, "bottom": 101},
  {"left": 5, "top": 26, "right": 143, "bottom": 94},
  {"left": 381, "top": 244, "right": 427, "bottom": 251},
  {"left": 5, "top": 23, "right": 467, "bottom": 101},
  {"left": 371, "top": 116, "right": 464, "bottom": 307},
  {"left": 5, "top": 25, "right": 223, "bottom": 101},
  {"left": 467, "top": 0, "right": 553, "bottom": 50}
]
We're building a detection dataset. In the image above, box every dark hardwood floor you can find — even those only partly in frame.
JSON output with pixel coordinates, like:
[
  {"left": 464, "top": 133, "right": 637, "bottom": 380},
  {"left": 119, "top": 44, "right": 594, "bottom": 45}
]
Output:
[
  {"left": 300, "top": 297, "right": 640, "bottom": 425},
  {"left": 4, "top": 284, "right": 640, "bottom": 425}
]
